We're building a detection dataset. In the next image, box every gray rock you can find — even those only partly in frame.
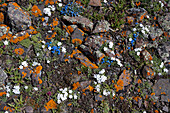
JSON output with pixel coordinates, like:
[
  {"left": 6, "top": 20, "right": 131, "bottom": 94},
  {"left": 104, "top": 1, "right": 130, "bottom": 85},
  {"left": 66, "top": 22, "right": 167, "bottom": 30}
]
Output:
[
  {"left": 0, "top": 67, "right": 7, "bottom": 90},
  {"left": 0, "top": 24, "right": 10, "bottom": 37},
  {"left": 152, "top": 79, "right": 170, "bottom": 102},
  {"left": 71, "top": 28, "right": 85, "bottom": 44},
  {"left": 119, "top": 70, "right": 132, "bottom": 87},
  {"left": 142, "top": 66, "right": 155, "bottom": 79},
  {"left": 162, "top": 105, "right": 169, "bottom": 112},
  {"left": 158, "top": 13, "right": 170, "bottom": 32},
  {"left": 63, "top": 15, "right": 93, "bottom": 32},
  {"left": 157, "top": 42, "right": 170, "bottom": 63},
  {"left": 95, "top": 94, "right": 105, "bottom": 102},
  {"left": 149, "top": 27, "right": 163, "bottom": 41},
  {"left": 41, "top": 107, "right": 51, "bottom": 113},
  {"left": 92, "top": 20, "right": 110, "bottom": 33},
  {"left": 7, "top": 2, "right": 31, "bottom": 31},
  {"left": 25, "top": 106, "right": 34, "bottom": 113}
]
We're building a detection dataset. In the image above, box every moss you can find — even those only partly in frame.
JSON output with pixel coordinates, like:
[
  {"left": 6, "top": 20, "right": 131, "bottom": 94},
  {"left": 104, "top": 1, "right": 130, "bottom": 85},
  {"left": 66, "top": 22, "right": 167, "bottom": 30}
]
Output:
[{"left": 20, "top": 39, "right": 32, "bottom": 48}]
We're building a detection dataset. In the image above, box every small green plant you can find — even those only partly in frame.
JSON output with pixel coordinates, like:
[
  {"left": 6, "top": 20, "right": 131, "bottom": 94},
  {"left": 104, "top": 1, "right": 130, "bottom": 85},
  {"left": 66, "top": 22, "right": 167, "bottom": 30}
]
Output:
[{"left": 20, "top": 39, "right": 32, "bottom": 48}]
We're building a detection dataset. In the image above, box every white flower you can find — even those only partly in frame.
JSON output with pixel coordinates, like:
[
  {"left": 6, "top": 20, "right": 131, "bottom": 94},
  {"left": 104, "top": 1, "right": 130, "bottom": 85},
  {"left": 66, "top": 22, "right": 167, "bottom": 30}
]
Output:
[
  {"left": 43, "top": 8, "right": 51, "bottom": 16},
  {"left": 19, "top": 65, "right": 23, "bottom": 69},
  {"left": 95, "top": 84, "right": 100, "bottom": 92},
  {"left": 143, "top": 111, "right": 147, "bottom": 113},
  {"left": 129, "top": 38, "right": 132, "bottom": 41},
  {"left": 160, "top": 62, "right": 164, "bottom": 68},
  {"left": 137, "top": 52, "right": 140, "bottom": 56},
  {"left": 48, "top": 46, "right": 51, "bottom": 50},
  {"left": 145, "top": 27, "right": 149, "bottom": 32},
  {"left": 57, "top": 42, "right": 62, "bottom": 46},
  {"left": 5, "top": 111, "right": 9, "bottom": 113},
  {"left": 58, "top": 3, "right": 62, "bottom": 7},
  {"left": 146, "top": 15, "right": 149, "bottom": 19},
  {"left": 103, "top": 47, "right": 108, "bottom": 51},
  {"left": 3, "top": 40, "right": 9, "bottom": 45},
  {"left": 62, "top": 47, "right": 66, "bottom": 53},
  {"left": 6, "top": 93, "right": 10, "bottom": 97},
  {"left": 12, "top": 86, "right": 20, "bottom": 94},
  {"left": 111, "top": 57, "right": 116, "bottom": 61},
  {"left": 6, "top": 85, "right": 10, "bottom": 92},
  {"left": 99, "top": 69, "right": 105, "bottom": 74},
  {"left": 33, "top": 87, "right": 38, "bottom": 91},
  {"left": 139, "top": 24, "right": 144, "bottom": 27},
  {"left": 47, "top": 60, "right": 50, "bottom": 63},
  {"left": 42, "top": 45, "right": 45, "bottom": 49},
  {"left": 74, "top": 94, "right": 78, "bottom": 99},
  {"left": 104, "top": 0, "right": 107, "bottom": 3},
  {"left": 141, "top": 30, "right": 145, "bottom": 34},
  {"left": 163, "top": 68, "right": 168, "bottom": 73},
  {"left": 133, "top": 28, "right": 137, "bottom": 32},
  {"left": 103, "top": 89, "right": 110, "bottom": 96},
  {"left": 101, "top": 75, "right": 107, "bottom": 82},
  {"left": 24, "top": 86, "right": 28, "bottom": 89},
  {"left": 41, "top": 40, "right": 46, "bottom": 44},
  {"left": 109, "top": 42, "right": 113, "bottom": 49},
  {"left": 32, "top": 61, "right": 38, "bottom": 66},
  {"left": 59, "top": 88, "right": 63, "bottom": 91},
  {"left": 37, "top": 52, "right": 40, "bottom": 56},
  {"left": 69, "top": 90, "right": 72, "bottom": 93},
  {"left": 112, "top": 91, "right": 115, "bottom": 97},
  {"left": 22, "top": 61, "right": 28, "bottom": 67},
  {"left": 134, "top": 70, "right": 137, "bottom": 75},
  {"left": 161, "top": 3, "right": 164, "bottom": 7},
  {"left": 57, "top": 99, "right": 61, "bottom": 104},
  {"left": 69, "top": 95, "right": 73, "bottom": 99},
  {"left": 64, "top": 92, "right": 68, "bottom": 97}
]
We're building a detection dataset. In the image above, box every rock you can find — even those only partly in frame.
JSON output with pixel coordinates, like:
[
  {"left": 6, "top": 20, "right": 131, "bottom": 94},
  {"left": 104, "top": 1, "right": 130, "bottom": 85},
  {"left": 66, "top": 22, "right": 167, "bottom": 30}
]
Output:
[
  {"left": 119, "top": 70, "right": 132, "bottom": 87},
  {"left": 71, "top": 28, "right": 85, "bottom": 44},
  {"left": 7, "top": 2, "right": 31, "bottom": 31},
  {"left": 162, "top": 105, "right": 169, "bottom": 112},
  {"left": 158, "top": 13, "right": 170, "bottom": 32},
  {"left": 157, "top": 42, "right": 170, "bottom": 63},
  {"left": 149, "top": 27, "right": 163, "bottom": 41},
  {"left": 94, "top": 50, "right": 105, "bottom": 64},
  {"left": 89, "top": 0, "right": 102, "bottom": 6},
  {"left": 142, "top": 66, "right": 155, "bottom": 79},
  {"left": 0, "top": 24, "right": 11, "bottom": 41},
  {"left": 19, "top": 67, "right": 32, "bottom": 80},
  {"left": 0, "top": 67, "right": 7, "bottom": 90},
  {"left": 152, "top": 79, "right": 170, "bottom": 102},
  {"left": 140, "top": 50, "right": 153, "bottom": 62},
  {"left": 41, "top": 107, "right": 51, "bottom": 113},
  {"left": 135, "top": 37, "right": 145, "bottom": 48},
  {"left": 92, "top": 20, "right": 110, "bottom": 33},
  {"left": 95, "top": 94, "right": 105, "bottom": 102},
  {"left": 25, "top": 106, "right": 34, "bottom": 113},
  {"left": 126, "top": 16, "right": 135, "bottom": 25},
  {"left": 62, "top": 15, "right": 94, "bottom": 32}
]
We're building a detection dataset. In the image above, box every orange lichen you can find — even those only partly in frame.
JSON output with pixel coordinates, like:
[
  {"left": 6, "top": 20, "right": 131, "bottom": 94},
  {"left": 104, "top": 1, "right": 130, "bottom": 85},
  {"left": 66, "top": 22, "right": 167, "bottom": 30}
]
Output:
[
  {"left": 44, "top": 99, "right": 57, "bottom": 111},
  {"left": 136, "top": 2, "right": 141, "bottom": 6},
  {"left": 31, "top": 5, "right": 42, "bottom": 17},
  {"left": 67, "top": 26, "right": 74, "bottom": 33},
  {"left": 114, "top": 79, "right": 124, "bottom": 92},
  {"left": 154, "top": 16, "right": 156, "bottom": 20},
  {"left": 139, "top": 11, "right": 147, "bottom": 22},
  {"left": 14, "top": 48, "right": 24, "bottom": 55},
  {"left": 65, "top": 59, "right": 69, "bottom": 62},
  {"left": 67, "top": 103, "right": 72, "bottom": 106},
  {"left": 120, "top": 96, "right": 124, "bottom": 100},
  {"left": 133, "top": 96, "right": 141, "bottom": 102},
  {"left": 0, "top": 12, "right": 4, "bottom": 23},
  {"left": 87, "top": 85, "right": 94, "bottom": 91},
  {"left": 151, "top": 93, "right": 155, "bottom": 96},
  {"left": 29, "top": 26, "right": 38, "bottom": 34},
  {"left": 155, "top": 110, "right": 159, "bottom": 113},
  {"left": 46, "top": 32, "right": 56, "bottom": 39},
  {"left": 34, "top": 65, "right": 42, "bottom": 74},
  {"left": 91, "top": 108, "right": 94, "bottom": 113},
  {"left": 45, "top": 0, "right": 54, "bottom": 5},
  {"left": 161, "top": 92, "right": 166, "bottom": 95},
  {"left": 52, "top": 18, "right": 59, "bottom": 26},
  {"left": 3, "top": 106, "right": 14, "bottom": 112},
  {"left": 22, "top": 72, "right": 27, "bottom": 78},
  {"left": 137, "top": 79, "right": 142, "bottom": 84},
  {"left": 72, "top": 82, "right": 80, "bottom": 90},
  {"left": 78, "top": 71, "right": 81, "bottom": 75},
  {"left": 38, "top": 77, "right": 42, "bottom": 84},
  {"left": 42, "top": 17, "right": 45, "bottom": 22},
  {"left": 72, "top": 38, "right": 82, "bottom": 44},
  {"left": 121, "top": 31, "right": 126, "bottom": 37},
  {"left": 0, "top": 91, "right": 6, "bottom": 96}
]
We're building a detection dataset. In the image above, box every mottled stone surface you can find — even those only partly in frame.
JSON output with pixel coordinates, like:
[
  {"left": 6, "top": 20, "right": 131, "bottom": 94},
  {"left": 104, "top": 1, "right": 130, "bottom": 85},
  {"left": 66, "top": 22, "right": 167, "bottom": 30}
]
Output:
[
  {"left": 71, "top": 28, "right": 85, "bottom": 44},
  {"left": 158, "top": 13, "right": 170, "bottom": 32},
  {"left": 8, "top": 2, "right": 31, "bottom": 31},
  {"left": 95, "top": 94, "right": 105, "bottom": 101},
  {"left": 142, "top": 66, "right": 155, "bottom": 79},
  {"left": 63, "top": 15, "right": 94, "bottom": 32},
  {"left": 92, "top": 20, "right": 110, "bottom": 33},
  {"left": 0, "top": 67, "right": 7, "bottom": 90},
  {"left": 153, "top": 79, "right": 170, "bottom": 102},
  {"left": 119, "top": 70, "right": 132, "bottom": 87},
  {"left": 140, "top": 50, "right": 152, "bottom": 62},
  {"left": 25, "top": 106, "right": 33, "bottom": 113},
  {"left": 89, "top": 0, "right": 102, "bottom": 6},
  {"left": 149, "top": 27, "right": 163, "bottom": 40}
]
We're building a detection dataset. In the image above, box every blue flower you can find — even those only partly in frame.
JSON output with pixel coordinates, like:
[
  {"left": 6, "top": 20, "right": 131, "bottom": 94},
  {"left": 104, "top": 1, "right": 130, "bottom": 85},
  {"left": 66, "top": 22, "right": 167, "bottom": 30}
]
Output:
[
  {"left": 135, "top": 22, "right": 138, "bottom": 25},
  {"left": 128, "top": 47, "right": 131, "bottom": 50}
]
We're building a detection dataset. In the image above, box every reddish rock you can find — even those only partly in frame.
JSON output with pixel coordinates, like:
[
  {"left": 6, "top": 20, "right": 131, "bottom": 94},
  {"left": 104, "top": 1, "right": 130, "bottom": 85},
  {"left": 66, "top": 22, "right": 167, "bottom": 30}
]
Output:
[{"left": 89, "top": 0, "right": 102, "bottom": 6}]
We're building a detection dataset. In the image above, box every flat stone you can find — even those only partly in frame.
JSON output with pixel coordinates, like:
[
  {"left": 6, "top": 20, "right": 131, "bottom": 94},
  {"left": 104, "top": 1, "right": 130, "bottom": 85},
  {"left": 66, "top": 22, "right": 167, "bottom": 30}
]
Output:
[
  {"left": 25, "top": 106, "right": 33, "bottom": 113},
  {"left": 89, "top": 0, "right": 102, "bottom": 6},
  {"left": 71, "top": 28, "right": 85, "bottom": 44},
  {"left": 142, "top": 66, "right": 155, "bottom": 79},
  {"left": 149, "top": 27, "right": 163, "bottom": 41},
  {"left": 63, "top": 15, "right": 94, "bottom": 32},
  {"left": 140, "top": 50, "right": 153, "bottom": 62},
  {"left": 0, "top": 67, "right": 7, "bottom": 90},
  {"left": 92, "top": 20, "right": 110, "bottom": 33},
  {"left": 119, "top": 70, "right": 132, "bottom": 87},
  {"left": 126, "top": 16, "right": 135, "bottom": 25},
  {"left": 8, "top": 2, "right": 31, "bottom": 31},
  {"left": 162, "top": 105, "right": 169, "bottom": 112},
  {"left": 158, "top": 13, "right": 170, "bottom": 32},
  {"left": 157, "top": 42, "right": 170, "bottom": 63},
  {"left": 94, "top": 50, "right": 105, "bottom": 64},
  {"left": 95, "top": 94, "right": 105, "bottom": 102},
  {"left": 152, "top": 79, "right": 170, "bottom": 102}
]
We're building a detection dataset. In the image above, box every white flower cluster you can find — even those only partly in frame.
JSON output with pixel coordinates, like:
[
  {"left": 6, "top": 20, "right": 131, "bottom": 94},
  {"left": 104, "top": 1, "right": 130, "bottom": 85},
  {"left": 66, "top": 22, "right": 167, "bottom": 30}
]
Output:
[
  {"left": 3, "top": 40, "right": 9, "bottom": 45},
  {"left": 12, "top": 85, "right": 20, "bottom": 94},
  {"left": 32, "top": 61, "right": 40, "bottom": 66},
  {"left": 134, "top": 47, "right": 142, "bottom": 56},
  {"left": 43, "top": 5, "right": 55, "bottom": 16},
  {"left": 159, "top": 1, "right": 164, "bottom": 7},
  {"left": 103, "top": 89, "right": 110, "bottom": 96},
  {"left": 19, "top": 61, "right": 28, "bottom": 69},
  {"left": 111, "top": 57, "right": 123, "bottom": 67},
  {"left": 109, "top": 42, "right": 113, "bottom": 49},
  {"left": 94, "top": 69, "right": 107, "bottom": 84},
  {"left": 57, "top": 88, "right": 78, "bottom": 104},
  {"left": 6, "top": 85, "right": 11, "bottom": 97},
  {"left": 159, "top": 62, "right": 168, "bottom": 73},
  {"left": 139, "top": 24, "right": 150, "bottom": 35}
]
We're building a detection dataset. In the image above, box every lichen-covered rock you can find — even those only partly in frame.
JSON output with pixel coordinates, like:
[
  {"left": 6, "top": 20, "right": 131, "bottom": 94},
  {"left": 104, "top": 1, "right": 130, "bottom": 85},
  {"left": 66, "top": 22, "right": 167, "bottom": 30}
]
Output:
[
  {"left": 119, "top": 70, "right": 132, "bottom": 87},
  {"left": 95, "top": 94, "right": 105, "bottom": 102},
  {"left": 71, "top": 28, "right": 85, "bottom": 44},
  {"left": 142, "top": 66, "right": 155, "bottom": 79},
  {"left": 157, "top": 42, "right": 170, "bottom": 63},
  {"left": 152, "top": 79, "right": 170, "bottom": 102},
  {"left": 158, "top": 13, "right": 170, "bottom": 32},
  {"left": 89, "top": 0, "right": 102, "bottom": 6},
  {"left": 0, "top": 12, "right": 4, "bottom": 24},
  {"left": 25, "top": 106, "right": 34, "bottom": 113},
  {"left": 0, "top": 24, "right": 11, "bottom": 41},
  {"left": 92, "top": 20, "right": 110, "bottom": 33},
  {"left": 0, "top": 67, "right": 7, "bottom": 90},
  {"left": 149, "top": 27, "right": 163, "bottom": 41},
  {"left": 63, "top": 15, "right": 93, "bottom": 32},
  {"left": 140, "top": 50, "right": 153, "bottom": 62},
  {"left": 7, "top": 2, "right": 31, "bottom": 31}
]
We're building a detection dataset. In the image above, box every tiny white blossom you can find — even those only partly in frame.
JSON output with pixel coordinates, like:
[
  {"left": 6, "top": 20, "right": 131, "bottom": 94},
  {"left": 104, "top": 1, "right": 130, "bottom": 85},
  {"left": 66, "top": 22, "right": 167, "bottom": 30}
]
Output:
[
  {"left": 37, "top": 52, "right": 40, "bottom": 56},
  {"left": 12, "top": 86, "right": 20, "bottom": 94},
  {"left": 43, "top": 8, "right": 51, "bottom": 16},
  {"left": 33, "top": 87, "right": 38, "bottom": 91},
  {"left": 111, "top": 57, "right": 116, "bottom": 61},
  {"left": 145, "top": 27, "right": 149, "bottom": 32},
  {"left": 74, "top": 94, "right": 78, "bottom": 99},
  {"left": 143, "top": 111, "right": 147, "bottom": 113},
  {"left": 41, "top": 40, "right": 46, "bottom": 44},
  {"left": 99, "top": 69, "right": 105, "bottom": 74},
  {"left": 137, "top": 52, "right": 140, "bottom": 56},
  {"left": 59, "top": 88, "right": 63, "bottom": 91},
  {"left": 57, "top": 99, "right": 61, "bottom": 104},
  {"left": 48, "top": 46, "right": 51, "bottom": 50},
  {"left": 160, "top": 62, "right": 164, "bottom": 68},
  {"left": 161, "top": 3, "right": 164, "bottom": 7},
  {"left": 104, "top": 0, "right": 107, "bottom": 3},
  {"left": 109, "top": 42, "right": 113, "bottom": 49},
  {"left": 95, "top": 84, "right": 100, "bottom": 92},
  {"left": 19, "top": 65, "right": 23, "bottom": 69},
  {"left": 58, "top": 0, "right": 62, "bottom": 2},
  {"left": 62, "top": 47, "right": 66, "bottom": 53},
  {"left": 57, "top": 42, "right": 62, "bottom": 46},
  {"left": 6, "top": 93, "right": 10, "bottom": 97},
  {"left": 5, "top": 111, "right": 9, "bottom": 113},
  {"left": 141, "top": 30, "right": 145, "bottom": 34},
  {"left": 24, "top": 86, "right": 28, "bottom": 89},
  {"left": 22, "top": 61, "right": 28, "bottom": 67},
  {"left": 139, "top": 24, "right": 144, "bottom": 27},
  {"left": 32, "top": 61, "right": 38, "bottom": 66},
  {"left": 47, "top": 60, "right": 50, "bottom": 63},
  {"left": 133, "top": 28, "right": 137, "bottom": 32},
  {"left": 69, "top": 95, "right": 73, "bottom": 99},
  {"left": 101, "top": 75, "right": 107, "bottom": 82},
  {"left": 146, "top": 15, "right": 149, "bottom": 19},
  {"left": 3, "top": 40, "right": 9, "bottom": 45},
  {"left": 42, "top": 45, "right": 45, "bottom": 49},
  {"left": 129, "top": 38, "right": 132, "bottom": 41},
  {"left": 163, "top": 68, "right": 168, "bottom": 73},
  {"left": 103, "top": 47, "right": 108, "bottom": 51},
  {"left": 64, "top": 92, "right": 68, "bottom": 97},
  {"left": 69, "top": 90, "right": 73, "bottom": 93},
  {"left": 58, "top": 3, "right": 62, "bottom": 7}
]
